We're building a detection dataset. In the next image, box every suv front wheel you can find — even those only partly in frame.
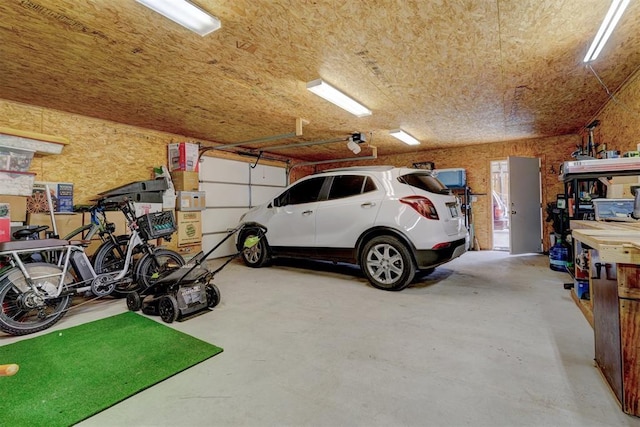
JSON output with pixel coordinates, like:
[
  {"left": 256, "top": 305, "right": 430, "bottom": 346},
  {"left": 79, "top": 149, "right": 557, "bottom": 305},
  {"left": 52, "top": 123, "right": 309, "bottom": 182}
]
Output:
[
  {"left": 360, "top": 236, "right": 416, "bottom": 291},
  {"left": 240, "top": 230, "right": 270, "bottom": 268}
]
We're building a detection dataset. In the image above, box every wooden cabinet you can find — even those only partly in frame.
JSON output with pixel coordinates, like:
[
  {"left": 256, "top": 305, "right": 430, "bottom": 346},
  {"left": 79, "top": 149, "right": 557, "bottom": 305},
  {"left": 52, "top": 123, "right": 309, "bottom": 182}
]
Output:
[
  {"left": 572, "top": 228, "right": 640, "bottom": 416},
  {"left": 616, "top": 266, "right": 640, "bottom": 415}
]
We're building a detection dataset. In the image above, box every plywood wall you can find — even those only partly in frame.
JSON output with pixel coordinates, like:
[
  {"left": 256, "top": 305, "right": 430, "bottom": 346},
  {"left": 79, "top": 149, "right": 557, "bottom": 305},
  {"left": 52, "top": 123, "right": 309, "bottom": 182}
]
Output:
[
  {"left": 591, "top": 68, "right": 640, "bottom": 154},
  {"left": 0, "top": 98, "right": 288, "bottom": 205}
]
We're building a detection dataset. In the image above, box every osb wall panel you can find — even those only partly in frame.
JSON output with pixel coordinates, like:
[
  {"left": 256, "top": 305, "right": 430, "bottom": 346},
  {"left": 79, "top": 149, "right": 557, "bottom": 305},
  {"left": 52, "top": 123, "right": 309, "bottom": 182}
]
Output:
[
  {"left": 589, "top": 67, "right": 640, "bottom": 154},
  {"left": 3, "top": 1, "right": 640, "bottom": 161},
  {"left": 309, "top": 135, "right": 579, "bottom": 252},
  {"left": 0, "top": 99, "right": 288, "bottom": 205},
  {"left": 0, "top": 100, "right": 44, "bottom": 131}
]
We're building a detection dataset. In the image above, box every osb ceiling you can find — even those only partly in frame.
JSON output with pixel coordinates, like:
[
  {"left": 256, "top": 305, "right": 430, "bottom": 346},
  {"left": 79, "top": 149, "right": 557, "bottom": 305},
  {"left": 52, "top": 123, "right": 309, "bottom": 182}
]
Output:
[{"left": 1, "top": 0, "right": 640, "bottom": 162}]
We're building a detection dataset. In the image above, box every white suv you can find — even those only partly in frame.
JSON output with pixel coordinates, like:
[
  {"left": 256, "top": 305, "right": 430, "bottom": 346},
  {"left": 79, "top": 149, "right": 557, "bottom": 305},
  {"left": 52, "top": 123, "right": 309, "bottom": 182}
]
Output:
[{"left": 237, "top": 166, "right": 468, "bottom": 291}]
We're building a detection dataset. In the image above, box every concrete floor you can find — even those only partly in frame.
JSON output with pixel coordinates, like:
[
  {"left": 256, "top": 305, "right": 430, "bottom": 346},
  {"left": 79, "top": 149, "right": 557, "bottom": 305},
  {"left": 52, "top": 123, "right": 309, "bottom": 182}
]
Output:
[{"left": 3, "top": 251, "right": 640, "bottom": 426}]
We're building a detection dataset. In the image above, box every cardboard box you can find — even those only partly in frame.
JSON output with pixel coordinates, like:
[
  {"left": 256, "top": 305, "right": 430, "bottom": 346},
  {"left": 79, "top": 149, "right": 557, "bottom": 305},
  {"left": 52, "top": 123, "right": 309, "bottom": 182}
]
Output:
[
  {"left": 0, "top": 196, "right": 27, "bottom": 221},
  {"left": 168, "top": 142, "right": 199, "bottom": 172},
  {"left": 170, "top": 171, "right": 199, "bottom": 192},
  {"left": 27, "top": 213, "right": 83, "bottom": 239},
  {"left": 176, "top": 211, "right": 202, "bottom": 245},
  {"left": 175, "top": 243, "right": 202, "bottom": 258},
  {"left": 157, "top": 234, "right": 202, "bottom": 259},
  {"left": 28, "top": 181, "right": 74, "bottom": 213},
  {"left": 176, "top": 191, "right": 206, "bottom": 211}
]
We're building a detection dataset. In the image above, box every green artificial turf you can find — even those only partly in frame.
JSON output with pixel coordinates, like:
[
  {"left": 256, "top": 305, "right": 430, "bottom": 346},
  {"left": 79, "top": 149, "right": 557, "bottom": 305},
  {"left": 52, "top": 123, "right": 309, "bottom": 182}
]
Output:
[{"left": 0, "top": 311, "right": 223, "bottom": 426}]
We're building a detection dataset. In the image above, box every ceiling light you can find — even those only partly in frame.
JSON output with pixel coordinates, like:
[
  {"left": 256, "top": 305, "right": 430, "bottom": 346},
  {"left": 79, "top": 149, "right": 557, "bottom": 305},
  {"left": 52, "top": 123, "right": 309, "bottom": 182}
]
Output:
[
  {"left": 306, "top": 79, "right": 372, "bottom": 117},
  {"left": 136, "top": 0, "right": 221, "bottom": 36},
  {"left": 583, "top": 0, "right": 630, "bottom": 62},
  {"left": 389, "top": 129, "right": 420, "bottom": 146}
]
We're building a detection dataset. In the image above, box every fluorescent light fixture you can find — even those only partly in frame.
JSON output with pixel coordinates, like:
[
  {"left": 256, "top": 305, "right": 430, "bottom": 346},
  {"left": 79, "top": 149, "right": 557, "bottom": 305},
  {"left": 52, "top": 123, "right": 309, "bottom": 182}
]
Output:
[
  {"left": 389, "top": 129, "right": 420, "bottom": 146},
  {"left": 306, "top": 79, "right": 372, "bottom": 117},
  {"left": 583, "top": 0, "right": 630, "bottom": 62},
  {"left": 136, "top": 0, "right": 221, "bottom": 36}
]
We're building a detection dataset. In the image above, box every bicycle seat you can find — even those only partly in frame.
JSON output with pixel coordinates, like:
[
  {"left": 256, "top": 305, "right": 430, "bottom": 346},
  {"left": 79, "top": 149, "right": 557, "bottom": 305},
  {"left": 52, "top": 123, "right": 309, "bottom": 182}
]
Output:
[
  {"left": 0, "top": 239, "right": 71, "bottom": 252},
  {"left": 12, "top": 225, "right": 49, "bottom": 240}
]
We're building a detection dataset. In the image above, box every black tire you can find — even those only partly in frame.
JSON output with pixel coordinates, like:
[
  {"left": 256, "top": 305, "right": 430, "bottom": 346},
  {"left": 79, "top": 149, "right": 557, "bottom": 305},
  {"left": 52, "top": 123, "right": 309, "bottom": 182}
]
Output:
[
  {"left": 360, "top": 236, "right": 416, "bottom": 291},
  {"left": 135, "top": 249, "right": 185, "bottom": 290},
  {"left": 159, "top": 295, "right": 179, "bottom": 323},
  {"left": 0, "top": 263, "right": 73, "bottom": 336},
  {"left": 239, "top": 229, "right": 269, "bottom": 268},
  {"left": 126, "top": 291, "right": 142, "bottom": 311},
  {"left": 92, "top": 235, "right": 139, "bottom": 297},
  {"left": 420, "top": 267, "right": 436, "bottom": 276},
  {"left": 206, "top": 283, "right": 221, "bottom": 308}
]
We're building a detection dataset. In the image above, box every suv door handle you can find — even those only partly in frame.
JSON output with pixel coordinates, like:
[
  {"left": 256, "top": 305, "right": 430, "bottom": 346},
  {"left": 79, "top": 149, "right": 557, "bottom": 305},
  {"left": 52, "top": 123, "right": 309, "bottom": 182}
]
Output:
[
  {"left": 302, "top": 210, "right": 313, "bottom": 216},
  {"left": 361, "top": 202, "right": 376, "bottom": 208}
]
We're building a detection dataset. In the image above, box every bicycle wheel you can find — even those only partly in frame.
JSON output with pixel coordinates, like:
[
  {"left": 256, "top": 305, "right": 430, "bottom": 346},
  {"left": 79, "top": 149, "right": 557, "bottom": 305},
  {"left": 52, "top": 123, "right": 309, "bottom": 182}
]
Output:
[
  {"left": 134, "top": 249, "right": 185, "bottom": 290},
  {"left": 0, "top": 263, "right": 73, "bottom": 336},
  {"left": 92, "top": 235, "right": 139, "bottom": 297}
]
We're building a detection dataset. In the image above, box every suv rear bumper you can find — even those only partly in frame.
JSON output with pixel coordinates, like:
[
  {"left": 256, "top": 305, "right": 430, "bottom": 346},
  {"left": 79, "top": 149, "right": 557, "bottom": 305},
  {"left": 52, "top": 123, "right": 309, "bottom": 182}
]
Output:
[{"left": 414, "top": 237, "right": 467, "bottom": 269}]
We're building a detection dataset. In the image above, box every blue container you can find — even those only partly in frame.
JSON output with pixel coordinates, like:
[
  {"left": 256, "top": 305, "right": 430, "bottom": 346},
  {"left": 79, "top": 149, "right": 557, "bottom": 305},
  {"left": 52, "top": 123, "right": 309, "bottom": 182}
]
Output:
[
  {"left": 575, "top": 279, "right": 590, "bottom": 299},
  {"left": 549, "top": 241, "right": 570, "bottom": 272}
]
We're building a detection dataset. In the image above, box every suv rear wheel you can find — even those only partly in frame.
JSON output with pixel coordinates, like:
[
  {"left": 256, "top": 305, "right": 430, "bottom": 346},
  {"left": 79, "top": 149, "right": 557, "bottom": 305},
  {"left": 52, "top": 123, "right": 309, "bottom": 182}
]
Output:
[{"left": 360, "top": 236, "right": 416, "bottom": 291}]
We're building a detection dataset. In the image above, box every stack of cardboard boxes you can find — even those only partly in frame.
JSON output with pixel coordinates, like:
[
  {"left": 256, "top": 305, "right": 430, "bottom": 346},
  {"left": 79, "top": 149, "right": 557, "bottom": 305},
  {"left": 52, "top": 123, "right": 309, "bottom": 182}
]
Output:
[{"left": 165, "top": 143, "right": 205, "bottom": 257}]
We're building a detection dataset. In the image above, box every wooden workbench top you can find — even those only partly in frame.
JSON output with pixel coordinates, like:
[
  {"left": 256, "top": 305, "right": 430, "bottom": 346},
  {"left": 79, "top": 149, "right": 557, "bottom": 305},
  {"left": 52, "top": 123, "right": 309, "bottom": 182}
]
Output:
[
  {"left": 571, "top": 222, "right": 640, "bottom": 264},
  {"left": 571, "top": 220, "right": 640, "bottom": 231}
]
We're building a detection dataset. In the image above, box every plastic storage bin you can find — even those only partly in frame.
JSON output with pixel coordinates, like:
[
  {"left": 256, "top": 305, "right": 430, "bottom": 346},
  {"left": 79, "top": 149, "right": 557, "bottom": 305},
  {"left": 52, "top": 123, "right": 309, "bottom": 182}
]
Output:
[
  {"left": 0, "top": 170, "right": 36, "bottom": 196},
  {"left": 0, "top": 148, "right": 34, "bottom": 172}
]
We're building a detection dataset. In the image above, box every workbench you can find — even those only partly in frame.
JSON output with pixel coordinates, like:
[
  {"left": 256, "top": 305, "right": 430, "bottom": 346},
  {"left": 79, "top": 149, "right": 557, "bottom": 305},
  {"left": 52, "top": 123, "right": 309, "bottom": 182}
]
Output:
[{"left": 571, "top": 222, "right": 640, "bottom": 417}]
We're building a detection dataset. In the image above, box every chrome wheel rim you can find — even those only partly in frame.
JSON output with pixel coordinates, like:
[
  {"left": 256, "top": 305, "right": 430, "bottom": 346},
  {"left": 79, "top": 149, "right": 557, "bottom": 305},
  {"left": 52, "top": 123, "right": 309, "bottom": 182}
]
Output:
[
  {"left": 244, "top": 239, "right": 262, "bottom": 263},
  {"left": 366, "top": 243, "right": 404, "bottom": 285}
]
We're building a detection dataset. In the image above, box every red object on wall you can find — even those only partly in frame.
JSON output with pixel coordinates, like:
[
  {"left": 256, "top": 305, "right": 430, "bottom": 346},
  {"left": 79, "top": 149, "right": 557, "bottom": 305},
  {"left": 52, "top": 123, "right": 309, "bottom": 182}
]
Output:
[{"left": 0, "top": 218, "right": 10, "bottom": 242}]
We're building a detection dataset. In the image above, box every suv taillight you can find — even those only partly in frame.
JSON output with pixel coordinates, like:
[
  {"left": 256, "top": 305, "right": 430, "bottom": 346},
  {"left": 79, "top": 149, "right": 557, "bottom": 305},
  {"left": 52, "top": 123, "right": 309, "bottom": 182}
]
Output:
[{"left": 400, "top": 196, "right": 439, "bottom": 220}]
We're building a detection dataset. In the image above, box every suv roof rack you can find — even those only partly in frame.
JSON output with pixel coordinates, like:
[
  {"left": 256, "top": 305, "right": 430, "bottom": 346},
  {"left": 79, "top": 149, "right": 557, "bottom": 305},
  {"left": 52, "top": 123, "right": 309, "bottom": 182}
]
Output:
[{"left": 322, "top": 165, "right": 395, "bottom": 173}]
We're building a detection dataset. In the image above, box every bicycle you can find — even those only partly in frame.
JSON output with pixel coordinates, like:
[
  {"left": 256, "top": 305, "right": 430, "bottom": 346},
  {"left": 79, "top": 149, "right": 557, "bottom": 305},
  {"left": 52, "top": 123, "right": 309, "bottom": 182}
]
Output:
[
  {"left": 0, "top": 237, "right": 135, "bottom": 335},
  {"left": 0, "top": 200, "right": 183, "bottom": 336},
  {"left": 90, "top": 199, "right": 184, "bottom": 297}
]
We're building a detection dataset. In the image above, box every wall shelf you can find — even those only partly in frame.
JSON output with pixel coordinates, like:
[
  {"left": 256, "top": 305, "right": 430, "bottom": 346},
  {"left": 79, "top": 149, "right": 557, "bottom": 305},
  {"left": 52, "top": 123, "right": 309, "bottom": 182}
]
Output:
[{"left": 0, "top": 127, "right": 67, "bottom": 156}]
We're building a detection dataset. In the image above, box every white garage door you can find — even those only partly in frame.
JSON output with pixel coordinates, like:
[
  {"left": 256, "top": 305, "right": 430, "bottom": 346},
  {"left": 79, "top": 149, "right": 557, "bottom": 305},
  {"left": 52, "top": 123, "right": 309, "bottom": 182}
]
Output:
[{"left": 199, "top": 156, "right": 287, "bottom": 258}]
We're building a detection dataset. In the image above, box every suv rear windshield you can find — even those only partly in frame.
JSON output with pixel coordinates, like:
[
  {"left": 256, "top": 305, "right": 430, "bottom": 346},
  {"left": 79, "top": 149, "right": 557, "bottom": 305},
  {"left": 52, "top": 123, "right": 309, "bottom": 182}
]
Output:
[{"left": 398, "top": 173, "right": 450, "bottom": 194}]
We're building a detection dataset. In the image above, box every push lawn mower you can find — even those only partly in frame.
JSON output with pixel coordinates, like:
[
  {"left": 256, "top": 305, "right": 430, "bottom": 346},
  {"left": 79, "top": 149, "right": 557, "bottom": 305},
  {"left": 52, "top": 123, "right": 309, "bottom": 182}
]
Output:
[{"left": 125, "top": 223, "right": 267, "bottom": 323}]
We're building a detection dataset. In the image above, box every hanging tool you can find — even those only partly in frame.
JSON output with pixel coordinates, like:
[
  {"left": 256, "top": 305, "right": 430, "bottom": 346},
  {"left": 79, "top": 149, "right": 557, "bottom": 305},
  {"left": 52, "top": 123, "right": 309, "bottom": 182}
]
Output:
[{"left": 586, "top": 120, "right": 600, "bottom": 158}]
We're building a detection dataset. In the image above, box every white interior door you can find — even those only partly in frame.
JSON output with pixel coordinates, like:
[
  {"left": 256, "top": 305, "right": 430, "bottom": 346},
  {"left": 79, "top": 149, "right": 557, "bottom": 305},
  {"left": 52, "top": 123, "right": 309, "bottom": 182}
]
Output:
[{"left": 508, "top": 156, "right": 542, "bottom": 254}]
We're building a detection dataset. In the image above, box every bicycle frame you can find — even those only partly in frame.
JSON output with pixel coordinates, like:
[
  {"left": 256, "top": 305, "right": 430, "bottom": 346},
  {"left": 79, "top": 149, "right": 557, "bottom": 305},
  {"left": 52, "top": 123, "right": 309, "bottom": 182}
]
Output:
[{"left": 0, "top": 230, "right": 145, "bottom": 299}]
